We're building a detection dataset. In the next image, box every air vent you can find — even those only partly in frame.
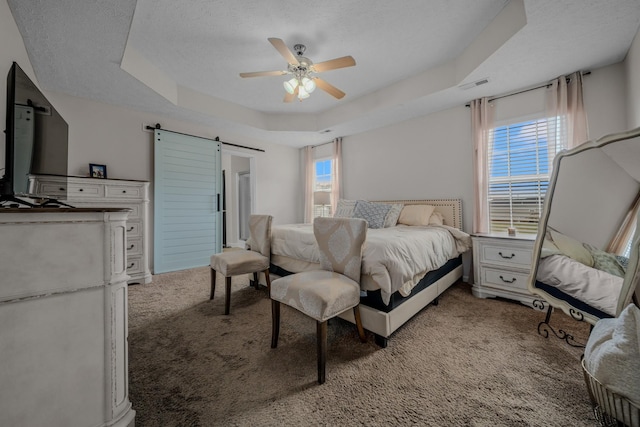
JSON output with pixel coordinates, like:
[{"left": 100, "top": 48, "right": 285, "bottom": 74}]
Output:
[{"left": 458, "top": 78, "right": 490, "bottom": 90}]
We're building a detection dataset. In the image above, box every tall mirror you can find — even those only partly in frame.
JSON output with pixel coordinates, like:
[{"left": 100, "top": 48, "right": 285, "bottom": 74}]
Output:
[{"left": 527, "top": 127, "right": 640, "bottom": 344}]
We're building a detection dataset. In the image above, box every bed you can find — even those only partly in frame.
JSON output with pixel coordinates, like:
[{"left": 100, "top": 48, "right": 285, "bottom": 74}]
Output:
[{"left": 266, "top": 199, "right": 471, "bottom": 347}]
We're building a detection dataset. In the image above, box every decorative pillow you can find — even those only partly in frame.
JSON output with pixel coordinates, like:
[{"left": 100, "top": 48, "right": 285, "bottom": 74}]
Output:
[
  {"left": 547, "top": 228, "right": 594, "bottom": 267},
  {"left": 428, "top": 211, "right": 445, "bottom": 226},
  {"left": 353, "top": 200, "right": 391, "bottom": 229},
  {"left": 397, "top": 204, "right": 435, "bottom": 226},
  {"left": 333, "top": 199, "right": 357, "bottom": 218},
  {"left": 585, "top": 244, "right": 627, "bottom": 278},
  {"left": 383, "top": 203, "right": 403, "bottom": 228}
]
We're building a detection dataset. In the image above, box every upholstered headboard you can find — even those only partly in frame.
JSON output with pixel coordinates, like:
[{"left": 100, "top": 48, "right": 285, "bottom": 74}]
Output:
[{"left": 375, "top": 199, "right": 463, "bottom": 230}]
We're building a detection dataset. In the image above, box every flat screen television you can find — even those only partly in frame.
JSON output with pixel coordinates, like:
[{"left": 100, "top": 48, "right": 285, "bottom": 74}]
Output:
[{"left": 1, "top": 62, "right": 69, "bottom": 206}]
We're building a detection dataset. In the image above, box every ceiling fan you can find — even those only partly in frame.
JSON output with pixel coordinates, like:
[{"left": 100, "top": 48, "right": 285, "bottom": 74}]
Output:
[{"left": 239, "top": 38, "right": 356, "bottom": 102}]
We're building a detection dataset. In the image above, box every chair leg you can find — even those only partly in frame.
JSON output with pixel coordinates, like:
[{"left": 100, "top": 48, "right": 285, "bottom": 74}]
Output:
[
  {"left": 271, "top": 300, "right": 280, "bottom": 348},
  {"left": 264, "top": 269, "right": 272, "bottom": 296},
  {"left": 253, "top": 272, "right": 259, "bottom": 290},
  {"left": 225, "top": 276, "right": 232, "bottom": 315},
  {"left": 353, "top": 305, "right": 367, "bottom": 343},
  {"left": 317, "top": 320, "right": 327, "bottom": 384},
  {"left": 210, "top": 268, "right": 216, "bottom": 300}
]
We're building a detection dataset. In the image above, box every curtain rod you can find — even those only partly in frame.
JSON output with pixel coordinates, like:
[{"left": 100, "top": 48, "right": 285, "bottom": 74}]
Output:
[
  {"left": 146, "top": 124, "right": 265, "bottom": 152},
  {"left": 311, "top": 140, "right": 334, "bottom": 149},
  {"left": 464, "top": 71, "right": 591, "bottom": 107}
]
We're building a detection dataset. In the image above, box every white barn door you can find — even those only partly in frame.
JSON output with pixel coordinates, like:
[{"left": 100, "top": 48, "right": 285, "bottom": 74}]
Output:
[{"left": 153, "top": 129, "right": 222, "bottom": 273}]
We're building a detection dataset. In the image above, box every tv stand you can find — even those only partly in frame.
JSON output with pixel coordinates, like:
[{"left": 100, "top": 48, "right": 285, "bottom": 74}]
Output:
[
  {"left": 0, "top": 195, "right": 37, "bottom": 208},
  {"left": 0, "top": 195, "right": 75, "bottom": 208},
  {"left": 38, "top": 198, "right": 75, "bottom": 208}
]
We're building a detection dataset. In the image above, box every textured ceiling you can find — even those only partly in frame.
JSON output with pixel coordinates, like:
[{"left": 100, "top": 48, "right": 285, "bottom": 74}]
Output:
[{"left": 7, "top": 0, "right": 640, "bottom": 147}]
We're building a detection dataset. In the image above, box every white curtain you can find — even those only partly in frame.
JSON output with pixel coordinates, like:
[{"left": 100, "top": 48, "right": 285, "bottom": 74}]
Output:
[
  {"left": 470, "top": 97, "right": 494, "bottom": 234},
  {"left": 545, "top": 72, "right": 589, "bottom": 163},
  {"left": 331, "top": 137, "right": 342, "bottom": 215},
  {"left": 608, "top": 192, "right": 640, "bottom": 255},
  {"left": 303, "top": 145, "right": 314, "bottom": 223}
]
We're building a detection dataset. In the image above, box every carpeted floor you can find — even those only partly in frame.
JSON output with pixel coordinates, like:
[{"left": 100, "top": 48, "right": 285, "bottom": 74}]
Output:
[{"left": 128, "top": 267, "right": 597, "bottom": 426}]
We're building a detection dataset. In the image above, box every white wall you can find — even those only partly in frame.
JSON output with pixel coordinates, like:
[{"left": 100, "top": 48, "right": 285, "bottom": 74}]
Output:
[
  {"left": 583, "top": 62, "right": 628, "bottom": 139},
  {"left": 626, "top": 27, "right": 640, "bottom": 129},
  {"left": 341, "top": 62, "right": 628, "bottom": 280}
]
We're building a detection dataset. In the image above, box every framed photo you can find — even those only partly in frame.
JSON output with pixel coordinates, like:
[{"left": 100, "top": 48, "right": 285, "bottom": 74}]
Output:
[{"left": 89, "top": 163, "right": 107, "bottom": 179}]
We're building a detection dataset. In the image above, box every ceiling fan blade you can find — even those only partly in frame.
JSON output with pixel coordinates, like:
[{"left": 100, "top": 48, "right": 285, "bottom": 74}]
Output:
[
  {"left": 314, "top": 78, "right": 346, "bottom": 99},
  {"left": 283, "top": 86, "right": 299, "bottom": 103},
  {"left": 311, "top": 56, "right": 356, "bottom": 73},
  {"left": 239, "top": 70, "right": 287, "bottom": 78},
  {"left": 268, "top": 37, "right": 299, "bottom": 65}
]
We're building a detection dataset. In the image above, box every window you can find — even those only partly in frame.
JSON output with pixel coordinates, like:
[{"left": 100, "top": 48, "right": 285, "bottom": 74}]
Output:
[
  {"left": 314, "top": 158, "right": 332, "bottom": 217},
  {"left": 488, "top": 117, "right": 563, "bottom": 234}
]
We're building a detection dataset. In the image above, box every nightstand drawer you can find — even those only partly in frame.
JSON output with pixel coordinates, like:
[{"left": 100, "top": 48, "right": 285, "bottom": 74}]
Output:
[
  {"left": 481, "top": 245, "right": 533, "bottom": 268},
  {"left": 481, "top": 266, "right": 530, "bottom": 291}
]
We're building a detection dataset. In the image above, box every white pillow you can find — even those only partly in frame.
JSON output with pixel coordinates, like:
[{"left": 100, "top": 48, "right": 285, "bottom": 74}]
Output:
[
  {"left": 333, "top": 199, "right": 357, "bottom": 218},
  {"left": 428, "top": 211, "right": 445, "bottom": 226},
  {"left": 383, "top": 203, "right": 403, "bottom": 227},
  {"left": 397, "top": 204, "right": 435, "bottom": 226}
]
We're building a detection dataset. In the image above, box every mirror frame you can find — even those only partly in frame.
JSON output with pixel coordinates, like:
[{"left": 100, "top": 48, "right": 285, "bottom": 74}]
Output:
[{"left": 527, "top": 126, "right": 640, "bottom": 325}]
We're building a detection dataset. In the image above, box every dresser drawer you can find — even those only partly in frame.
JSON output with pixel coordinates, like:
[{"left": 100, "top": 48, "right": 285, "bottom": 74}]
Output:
[
  {"left": 125, "top": 221, "right": 141, "bottom": 238},
  {"left": 126, "top": 256, "right": 143, "bottom": 275},
  {"left": 481, "top": 266, "right": 531, "bottom": 291},
  {"left": 481, "top": 244, "right": 533, "bottom": 269},
  {"left": 36, "top": 181, "right": 67, "bottom": 197},
  {"left": 66, "top": 183, "right": 105, "bottom": 198},
  {"left": 126, "top": 237, "right": 143, "bottom": 256},
  {"left": 105, "top": 184, "right": 143, "bottom": 199}
]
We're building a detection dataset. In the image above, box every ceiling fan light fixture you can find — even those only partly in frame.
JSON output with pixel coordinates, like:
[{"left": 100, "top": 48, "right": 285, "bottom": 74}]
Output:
[
  {"left": 283, "top": 77, "right": 299, "bottom": 94},
  {"left": 297, "top": 86, "right": 310, "bottom": 100},
  {"left": 302, "top": 77, "right": 316, "bottom": 93}
]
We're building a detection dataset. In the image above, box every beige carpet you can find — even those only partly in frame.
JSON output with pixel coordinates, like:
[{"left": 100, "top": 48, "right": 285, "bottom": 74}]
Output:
[{"left": 128, "top": 267, "right": 596, "bottom": 426}]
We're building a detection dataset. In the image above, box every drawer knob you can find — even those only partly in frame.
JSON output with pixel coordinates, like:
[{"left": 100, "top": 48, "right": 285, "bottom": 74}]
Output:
[
  {"left": 122, "top": 190, "right": 127, "bottom": 193},
  {"left": 498, "top": 252, "right": 515, "bottom": 259},
  {"left": 78, "top": 188, "right": 84, "bottom": 192},
  {"left": 59, "top": 187, "right": 65, "bottom": 191},
  {"left": 127, "top": 262, "right": 135, "bottom": 269},
  {"left": 127, "top": 244, "right": 135, "bottom": 250},
  {"left": 499, "top": 275, "right": 516, "bottom": 284},
  {"left": 127, "top": 226, "right": 134, "bottom": 232}
]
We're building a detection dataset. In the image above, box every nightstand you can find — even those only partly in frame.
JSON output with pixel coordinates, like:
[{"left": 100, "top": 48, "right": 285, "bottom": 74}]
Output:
[{"left": 472, "top": 233, "right": 537, "bottom": 308}]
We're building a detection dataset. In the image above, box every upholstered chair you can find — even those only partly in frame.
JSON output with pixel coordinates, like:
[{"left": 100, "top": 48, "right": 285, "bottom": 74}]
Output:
[
  {"left": 270, "top": 217, "right": 368, "bottom": 384},
  {"left": 210, "top": 214, "right": 272, "bottom": 315}
]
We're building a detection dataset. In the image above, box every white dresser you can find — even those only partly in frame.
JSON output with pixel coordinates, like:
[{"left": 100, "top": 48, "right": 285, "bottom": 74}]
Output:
[
  {"left": 472, "top": 233, "right": 537, "bottom": 308},
  {"left": 30, "top": 175, "right": 151, "bottom": 284},
  {"left": 0, "top": 209, "right": 135, "bottom": 427}
]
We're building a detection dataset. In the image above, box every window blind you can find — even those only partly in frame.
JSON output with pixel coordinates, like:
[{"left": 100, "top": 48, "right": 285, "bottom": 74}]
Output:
[{"left": 488, "top": 118, "right": 559, "bottom": 234}]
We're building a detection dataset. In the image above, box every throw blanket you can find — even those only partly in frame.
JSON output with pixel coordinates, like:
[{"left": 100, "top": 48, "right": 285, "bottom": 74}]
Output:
[
  {"left": 584, "top": 303, "right": 640, "bottom": 416},
  {"left": 271, "top": 224, "right": 471, "bottom": 305}
]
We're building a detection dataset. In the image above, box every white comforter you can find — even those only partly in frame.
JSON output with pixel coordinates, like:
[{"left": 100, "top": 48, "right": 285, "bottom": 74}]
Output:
[
  {"left": 536, "top": 254, "right": 623, "bottom": 316},
  {"left": 271, "top": 224, "right": 471, "bottom": 305}
]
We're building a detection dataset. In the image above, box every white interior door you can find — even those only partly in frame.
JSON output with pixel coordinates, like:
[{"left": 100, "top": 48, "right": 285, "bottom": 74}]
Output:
[{"left": 154, "top": 129, "right": 222, "bottom": 273}]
